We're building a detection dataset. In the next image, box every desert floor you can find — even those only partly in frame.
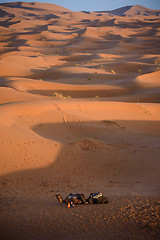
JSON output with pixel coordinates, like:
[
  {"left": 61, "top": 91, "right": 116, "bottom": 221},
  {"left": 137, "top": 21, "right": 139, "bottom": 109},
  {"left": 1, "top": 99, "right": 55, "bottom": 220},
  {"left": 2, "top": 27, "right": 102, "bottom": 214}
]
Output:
[{"left": 0, "top": 2, "right": 160, "bottom": 240}]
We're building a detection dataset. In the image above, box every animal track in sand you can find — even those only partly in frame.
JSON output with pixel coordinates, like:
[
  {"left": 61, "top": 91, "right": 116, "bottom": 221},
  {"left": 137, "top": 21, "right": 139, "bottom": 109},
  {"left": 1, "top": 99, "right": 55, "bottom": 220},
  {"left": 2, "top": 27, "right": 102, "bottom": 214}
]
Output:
[
  {"left": 100, "top": 120, "right": 123, "bottom": 128},
  {"left": 138, "top": 105, "right": 151, "bottom": 116},
  {"left": 32, "top": 118, "right": 127, "bottom": 144}
]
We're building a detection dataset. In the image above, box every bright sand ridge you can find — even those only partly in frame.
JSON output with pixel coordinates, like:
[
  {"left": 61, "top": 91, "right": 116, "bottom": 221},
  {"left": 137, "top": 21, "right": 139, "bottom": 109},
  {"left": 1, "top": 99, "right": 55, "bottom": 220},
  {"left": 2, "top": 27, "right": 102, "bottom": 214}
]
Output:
[{"left": 0, "top": 2, "right": 160, "bottom": 240}]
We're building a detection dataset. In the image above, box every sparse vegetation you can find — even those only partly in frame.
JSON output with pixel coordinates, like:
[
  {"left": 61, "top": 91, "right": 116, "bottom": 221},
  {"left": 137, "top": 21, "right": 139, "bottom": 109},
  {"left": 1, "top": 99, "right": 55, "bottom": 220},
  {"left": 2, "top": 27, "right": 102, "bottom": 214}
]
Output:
[
  {"left": 53, "top": 92, "right": 65, "bottom": 98},
  {"left": 98, "top": 65, "right": 103, "bottom": 69},
  {"left": 53, "top": 92, "right": 71, "bottom": 99},
  {"left": 110, "top": 69, "right": 116, "bottom": 74}
]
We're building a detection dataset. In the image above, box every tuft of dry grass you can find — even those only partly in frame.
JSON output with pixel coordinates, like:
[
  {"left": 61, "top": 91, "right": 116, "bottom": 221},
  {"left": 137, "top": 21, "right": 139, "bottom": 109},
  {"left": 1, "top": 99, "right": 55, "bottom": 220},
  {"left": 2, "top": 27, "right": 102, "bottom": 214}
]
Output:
[
  {"left": 110, "top": 69, "right": 116, "bottom": 74},
  {"left": 53, "top": 92, "right": 71, "bottom": 99},
  {"left": 53, "top": 92, "right": 65, "bottom": 98}
]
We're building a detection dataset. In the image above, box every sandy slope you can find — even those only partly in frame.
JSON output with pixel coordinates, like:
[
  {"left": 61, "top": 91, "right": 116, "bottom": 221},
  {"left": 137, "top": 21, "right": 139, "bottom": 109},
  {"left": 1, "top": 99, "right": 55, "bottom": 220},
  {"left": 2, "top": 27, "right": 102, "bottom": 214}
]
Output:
[{"left": 0, "top": 2, "right": 160, "bottom": 240}]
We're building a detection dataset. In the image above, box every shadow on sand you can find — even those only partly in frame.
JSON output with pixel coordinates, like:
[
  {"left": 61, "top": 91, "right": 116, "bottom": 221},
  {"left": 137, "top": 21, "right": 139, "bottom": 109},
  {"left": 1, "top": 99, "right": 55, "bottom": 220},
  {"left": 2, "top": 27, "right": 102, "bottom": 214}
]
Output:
[{"left": 0, "top": 120, "right": 160, "bottom": 196}]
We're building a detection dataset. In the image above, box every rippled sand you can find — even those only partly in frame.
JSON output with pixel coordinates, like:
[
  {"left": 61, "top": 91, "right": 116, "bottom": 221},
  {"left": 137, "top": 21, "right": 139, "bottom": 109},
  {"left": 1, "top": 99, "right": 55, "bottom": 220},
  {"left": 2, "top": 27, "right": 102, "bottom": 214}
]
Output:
[{"left": 0, "top": 2, "right": 160, "bottom": 240}]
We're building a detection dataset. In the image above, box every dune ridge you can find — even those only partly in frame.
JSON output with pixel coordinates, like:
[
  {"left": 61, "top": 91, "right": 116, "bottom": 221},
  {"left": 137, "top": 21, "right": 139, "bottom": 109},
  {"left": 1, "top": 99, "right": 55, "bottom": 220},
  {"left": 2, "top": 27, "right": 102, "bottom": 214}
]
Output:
[{"left": 0, "top": 2, "right": 160, "bottom": 240}]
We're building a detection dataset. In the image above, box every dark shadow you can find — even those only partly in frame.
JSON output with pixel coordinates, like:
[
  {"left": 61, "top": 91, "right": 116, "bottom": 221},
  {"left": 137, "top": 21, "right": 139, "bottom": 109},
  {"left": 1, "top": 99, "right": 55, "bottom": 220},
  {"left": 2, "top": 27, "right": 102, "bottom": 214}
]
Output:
[
  {"left": 0, "top": 2, "right": 45, "bottom": 12},
  {"left": 82, "top": 11, "right": 91, "bottom": 14},
  {"left": 116, "top": 20, "right": 160, "bottom": 29},
  {"left": 22, "top": 24, "right": 49, "bottom": 34},
  {"left": 0, "top": 9, "right": 15, "bottom": 18},
  {"left": 29, "top": 66, "right": 129, "bottom": 81},
  {"left": 7, "top": 38, "right": 27, "bottom": 48},
  {"left": 60, "top": 53, "right": 97, "bottom": 62},
  {"left": 0, "top": 33, "right": 28, "bottom": 55},
  {"left": 28, "top": 88, "right": 129, "bottom": 98},
  {"left": 0, "top": 119, "right": 160, "bottom": 195},
  {"left": 96, "top": 5, "right": 160, "bottom": 17},
  {"left": 80, "top": 19, "right": 115, "bottom": 27},
  {"left": 0, "top": 19, "right": 20, "bottom": 28},
  {"left": 32, "top": 120, "right": 125, "bottom": 143},
  {"left": 0, "top": 78, "right": 10, "bottom": 87},
  {"left": 27, "top": 87, "right": 160, "bottom": 103},
  {"left": 29, "top": 57, "right": 156, "bottom": 82},
  {"left": 108, "top": 6, "right": 132, "bottom": 16},
  {"left": 36, "top": 14, "right": 60, "bottom": 20},
  {"left": 130, "top": 26, "right": 159, "bottom": 37},
  {"left": 81, "top": 17, "right": 160, "bottom": 28},
  {"left": 81, "top": 19, "right": 91, "bottom": 23},
  {"left": 23, "top": 12, "right": 37, "bottom": 17},
  {"left": 95, "top": 6, "right": 132, "bottom": 16}
]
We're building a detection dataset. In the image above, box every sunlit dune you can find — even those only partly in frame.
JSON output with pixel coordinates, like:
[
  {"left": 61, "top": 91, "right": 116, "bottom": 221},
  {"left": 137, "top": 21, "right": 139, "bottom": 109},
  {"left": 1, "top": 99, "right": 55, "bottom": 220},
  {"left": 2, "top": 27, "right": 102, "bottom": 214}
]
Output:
[{"left": 0, "top": 2, "right": 160, "bottom": 240}]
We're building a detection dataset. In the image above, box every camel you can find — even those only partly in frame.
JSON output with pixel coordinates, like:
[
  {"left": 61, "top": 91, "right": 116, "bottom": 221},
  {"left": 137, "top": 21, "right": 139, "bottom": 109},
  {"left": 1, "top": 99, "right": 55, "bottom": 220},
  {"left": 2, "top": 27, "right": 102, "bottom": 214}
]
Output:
[
  {"left": 87, "top": 192, "right": 109, "bottom": 204},
  {"left": 55, "top": 193, "right": 86, "bottom": 208},
  {"left": 55, "top": 192, "right": 109, "bottom": 207}
]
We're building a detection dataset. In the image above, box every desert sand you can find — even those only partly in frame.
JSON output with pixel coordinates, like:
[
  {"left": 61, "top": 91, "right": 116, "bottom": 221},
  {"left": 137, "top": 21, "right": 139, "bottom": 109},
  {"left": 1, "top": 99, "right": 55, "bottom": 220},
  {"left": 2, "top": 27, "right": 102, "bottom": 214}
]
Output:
[{"left": 0, "top": 2, "right": 160, "bottom": 240}]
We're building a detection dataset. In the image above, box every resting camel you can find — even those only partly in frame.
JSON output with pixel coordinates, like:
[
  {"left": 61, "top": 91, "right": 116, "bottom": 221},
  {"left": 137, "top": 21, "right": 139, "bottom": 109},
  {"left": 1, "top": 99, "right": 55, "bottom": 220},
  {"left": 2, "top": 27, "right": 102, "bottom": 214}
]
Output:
[
  {"left": 55, "top": 192, "right": 108, "bottom": 207},
  {"left": 55, "top": 193, "right": 86, "bottom": 207},
  {"left": 87, "top": 192, "right": 109, "bottom": 204}
]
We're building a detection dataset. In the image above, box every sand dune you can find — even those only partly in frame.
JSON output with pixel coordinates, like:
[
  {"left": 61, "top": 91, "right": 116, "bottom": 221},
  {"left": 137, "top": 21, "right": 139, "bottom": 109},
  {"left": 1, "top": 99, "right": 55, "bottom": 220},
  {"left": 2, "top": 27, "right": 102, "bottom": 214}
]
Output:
[{"left": 0, "top": 2, "right": 160, "bottom": 240}]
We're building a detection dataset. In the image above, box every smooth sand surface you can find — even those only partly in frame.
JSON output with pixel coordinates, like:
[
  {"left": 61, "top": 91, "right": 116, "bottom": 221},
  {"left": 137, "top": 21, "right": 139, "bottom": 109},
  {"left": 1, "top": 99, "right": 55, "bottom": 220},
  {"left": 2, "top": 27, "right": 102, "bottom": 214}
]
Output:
[{"left": 0, "top": 2, "right": 160, "bottom": 240}]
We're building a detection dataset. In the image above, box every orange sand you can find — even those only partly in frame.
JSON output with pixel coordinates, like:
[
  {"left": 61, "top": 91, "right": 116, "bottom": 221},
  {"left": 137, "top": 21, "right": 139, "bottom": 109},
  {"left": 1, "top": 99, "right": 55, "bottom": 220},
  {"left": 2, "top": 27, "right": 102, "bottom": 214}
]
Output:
[{"left": 0, "top": 2, "right": 160, "bottom": 240}]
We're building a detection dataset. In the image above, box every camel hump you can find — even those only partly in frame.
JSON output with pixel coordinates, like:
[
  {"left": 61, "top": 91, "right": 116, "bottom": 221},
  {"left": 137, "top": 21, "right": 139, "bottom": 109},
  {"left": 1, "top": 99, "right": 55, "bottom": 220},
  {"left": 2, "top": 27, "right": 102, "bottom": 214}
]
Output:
[
  {"left": 67, "top": 193, "right": 77, "bottom": 199},
  {"left": 90, "top": 192, "right": 103, "bottom": 199}
]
